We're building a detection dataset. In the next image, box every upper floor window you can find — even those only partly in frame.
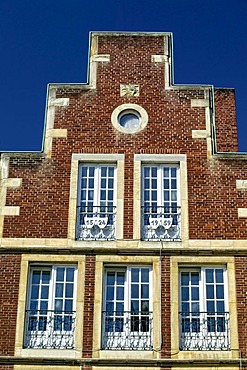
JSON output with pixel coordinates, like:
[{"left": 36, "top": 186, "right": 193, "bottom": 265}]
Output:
[
  {"left": 76, "top": 164, "right": 117, "bottom": 240},
  {"left": 179, "top": 267, "right": 230, "bottom": 351},
  {"left": 24, "top": 265, "right": 77, "bottom": 349},
  {"left": 102, "top": 266, "right": 153, "bottom": 350},
  {"left": 141, "top": 165, "right": 181, "bottom": 241}
]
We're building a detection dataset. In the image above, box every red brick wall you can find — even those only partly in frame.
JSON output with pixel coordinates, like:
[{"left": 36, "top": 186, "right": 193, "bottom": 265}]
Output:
[
  {"left": 82, "top": 255, "right": 96, "bottom": 358},
  {"left": 3, "top": 35, "right": 246, "bottom": 241},
  {"left": 214, "top": 88, "right": 238, "bottom": 153},
  {"left": 235, "top": 257, "right": 247, "bottom": 356},
  {"left": 0, "top": 255, "right": 21, "bottom": 356},
  {"left": 161, "top": 256, "right": 170, "bottom": 357}
]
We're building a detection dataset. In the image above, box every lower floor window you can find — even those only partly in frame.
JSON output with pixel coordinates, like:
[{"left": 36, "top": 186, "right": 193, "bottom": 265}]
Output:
[
  {"left": 24, "top": 265, "right": 77, "bottom": 349},
  {"left": 179, "top": 267, "right": 230, "bottom": 350},
  {"left": 102, "top": 266, "right": 153, "bottom": 350}
]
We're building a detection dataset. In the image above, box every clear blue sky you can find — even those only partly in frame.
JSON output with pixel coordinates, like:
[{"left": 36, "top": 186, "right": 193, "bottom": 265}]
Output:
[{"left": 0, "top": 0, "right": 246, "bottom": 151}]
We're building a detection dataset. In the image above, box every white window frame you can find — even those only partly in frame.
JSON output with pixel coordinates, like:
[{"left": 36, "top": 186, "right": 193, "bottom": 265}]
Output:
[
  {"left": 76, "top": 164, "right": 117, "bottom": 240},
  {"left": 179, "top": 266, "right": 229, "bottom": 351},
  {"left": 25, "top": 265, "right": 77, "bottom": 349},
  {"left": 102, "top": 265, "right": 153, "bottom": 350},
  {"left": 141, "top": 163, "right": 181, "bottom": 240}
]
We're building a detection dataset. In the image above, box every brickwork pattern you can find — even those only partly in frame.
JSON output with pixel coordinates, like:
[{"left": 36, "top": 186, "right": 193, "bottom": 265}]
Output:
[
  {"left": 4, "top": 35, "right": 247, "bottom": 241},
  {"left": 235, "top": 257, "right": 247, "bottom": 357},
  {"left": 161, "top": 256, "right": 171, "bottom": 357},
  {"left": 214, "top": 89, "right": 238, "bottom": 153},
  {"left": 82, "top": 255, "right": 96, "bottom": 358},
  {"left": 0, "top": 366, "right": 14, "bottom": 370},
  {"left": 0, "top": 255, "right": 21, "bottom": 356}
]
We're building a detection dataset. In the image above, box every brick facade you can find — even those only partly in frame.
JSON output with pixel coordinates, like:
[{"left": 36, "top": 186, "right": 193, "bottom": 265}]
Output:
[{"left": 0, "top": 32, "right": 247, "bottom": 369}]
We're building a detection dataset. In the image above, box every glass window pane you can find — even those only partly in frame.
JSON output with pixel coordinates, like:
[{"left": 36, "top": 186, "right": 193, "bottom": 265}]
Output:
[
  {"left": 106, "top": 302, "right": 114, "bottom": 312},
  {"left": 164, "top": 191, "right": 170, "bottom": 201},
  {"left": 108, "top": 190, "right": 114, "bottom": 201},
  {"left": 42, "top": 271, "right": 50, "bottom": 283},
  {"left": 131, "top": 284, "right": 139, "bottom": 299},
  {"left": 181, "top": 287, "right": 189, "bottom": 301},
  {"left": 141, "top": 301, "right": 149, "bottom": 312},
  {"left": 101, "top": 167, "right": 107, "bottom": 177},
  {"left": 31, "top": 286, "right": 39, "bottom": 300},
  {"left": 171, "top": 191, "right": 177, "bottom": 201},
  {"left": 206, "top": 269, "right": 214, "bottom": 283},
  {"left": 41, "top": 286, "right": 49, "bottom": 299},
  {"left": 164, "top": 179, "right": 169, "bottom": 189},
  {"left": 40, "top": 301, "right": 48, "bottom": 310},
  {"left": 32, "top": 271, "right": 41, "bottom": 284},
  {"left": 131, "top": 269, "right": 139, "bottom": 282},
  {"left": 65, "top": 300, "right": 73, "bottom": 312},
  {"left": 101, "top": 179, "right": 106, "bottom": 188},
  {"left": 141, "top": 269, "right": 149, "bottom": 282},
  {"left": 215, "top": 269, "right": 224, "bottom": 283},
  {"left": 89, "top": 178, "right": 94, "bottom": 188},
  {"left": 164, "top": 167, "right": 169, "bottom": 177},
  {"left": 55, "top": 299, "right": 63, "bottom": 312},
  {"left": 207, "top": 301, "right": 215, "bottom": 313},
  {"left": 181, "top": 302, "right": 189, "bottom": 313},
  {"left": 217, "top": 301, "right": 225, "bottom": 313},
  {"left": 143, "top": 167, "right": 150, "bottom": 177},
  {"left": 107, "top": 272, "right": 115, "bottom": 285},
  {"left": 117, "top": 272, "right": 125, "bottom": 285},
  {"left": 66, "top": 268, "right": 74, "bottom": 282},
  {"left": 89, "top": 167, "right": 95, "bottom": 177},
  {"left": 181, "top": 272, "right": 189, "bottom": 286},
  {"left": 206, "top": 285, "right": 214, "bottom": 299},
  {"left": 65, "top": 283, "right": 74, "bottom": 298},
  {"left": 171, "top": 179, "right": 177, "bottom": 189},
  {"left": 216, "top": 285, "right": 224, "bottom": 299},
  {"left": 108, "top": 179, "right": 114, "bottom": 189},
  {"left": 171, "top": 168, "right": 177, "bottom": 177},
  {"left": 55, "top": 283, "right": 64, "bottom": 298},
  {"left": 191, "top": 302, "right": 199, "bottom": 313},
  {"left": 56, "top": 268, "right": 65, "bottom": 282},
  {"left": 116, "top": 287, "right": 124, "bottom": 300},
  {"left": 100, "top": 190, "right": 106, "bottom": 200},
  {"left": 151, "top": 167, "right": 157, "bottom": 177},
  {"left": 116, "top": 302, "right": 124, "bottom": 313},
  {"left": 191, "top": 272, "right": 199, "bottom": 285},
  {"left": 191, "top": 287, "right": 199, "bottom": 301},
  {"left": 106, "top": 287, "right": 114, "bottom": 300},
  {"left": 108, "top": 167, "right": 114, "bottom": 177},
  {"left": 141, "top": 284, "right": 149, "bottom": 298},
  {"left": 131, "top": 300, "right": 139, "bottom": 312}
]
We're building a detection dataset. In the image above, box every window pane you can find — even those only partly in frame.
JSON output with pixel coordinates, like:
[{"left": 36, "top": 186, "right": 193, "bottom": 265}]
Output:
[
  {"left": 181, "top": 272, "right": 189, "bottom": 285},
  {"left": 141, "top": 284, "right": 149, "bottom": 299},
  {"left": 55, "top": 299, "right": 63, "bottom": 312},
  {"left": 131, "top": 300, "right": 139, "bottom": 312},
  {"left": 206, "top": 285, "right": 214, "bottom": 299},
  {"left": 207, "top": 301, "right": 215, "bottom": 313},
  {"left": 181, "top": 287, "right": 189, "bottom": 301},
  {"left": 216, "top": 285, "right": 224, "bottom": 299},
  {"left": 117, "top": 272, "right": 125, "bottom": 285},
  {"left": 55, "top": 283, "right": 64, "bottom": 298},
  {"left": 56, "top": 268, "right": 65, "bottom": 282},
  {"left": 107, "top": 272, "right": 115, "bottom": 285},
  {"left": 116, "top": 287, "right": 124, "bottom": 300},
  {"left": 191, "top": 272, "right": 199, "bottom": 285},
  {"left": 131, "top": 285, "right": 139, "bottom": 299},
  {"left": 101, "top": 167, "right": 107, "bottom": 177},
  {"left": 31, "top": 286, "right": 39, "bottom": 300},
  {"left": 217, "top": 301, "right": 225, "bottom": 312},
  {"left": 108, "top": 167, "right": 114, "bottom": 177},
  {"left": 41, "top": 286, "right": 49, "bottom": 299},
  {"left": 106, "top": 287, "right": 114, "bottom": 300},
  {"left": 66, "top": 268, "right": 74, "bottom": 282},
  {"left": 206, "top": 269, "right": 214, "bottom": 283},
  {"left": 65, "top": 300, "right": 73, "bottom": 312},
  {"left": 164, "top": 167, "right": 169, "bottom": 177},
  {"left": 131, "top": 269, "right": 139, "bottom": 282},
  {"left": 141, "top": 300, "right": 149, "bottom": 312},
  {"left": 141, "top": 269, "right": 149, "bottom": 282},
  {"left": 65, "top": 283, "right": 74, "bottom": 298},
  {"left": 215, "top": 269, "right": 224, "bottom": 283},
  {"left": 171, "top": 168, "right": 177, "bottom": 177},
  {"left": 191, "top": 302, "right": 199, "bottom": 313},
  {"left": 32, "top": 271, "right": 41, "bottom": 284},
  {"left": 191, "top": 287, "right": 199, "bottom": 301}
]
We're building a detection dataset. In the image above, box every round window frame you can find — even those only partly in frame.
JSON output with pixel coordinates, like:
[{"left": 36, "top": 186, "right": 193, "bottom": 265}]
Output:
[{"left": 111, "top": 104, "right": 148, "bottom": 134}]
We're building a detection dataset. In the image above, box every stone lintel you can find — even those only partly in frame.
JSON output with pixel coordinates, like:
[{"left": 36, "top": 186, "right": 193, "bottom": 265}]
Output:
[
  {"left": 191, "top": 99, "right": 209, "bottom": 108},
  {"left": 192, "top": 130, "right": 208, "bottom": 139},
  {"left": 0, "top": 206, "right": 20, "bottom": 216},
  {"left": 91, "top": 55, "right": 110, "bottom": 62},
  {"left": 46, "top": 129, "right": 68, "bottom": 138},
  {"left": 151, "top": 55, "right": 168, "bottom": 63},
  {"left": 238, "top": 208, "right": 247, "bottom": 218},
  {"left": 236, "top": 180, "right": 247, "bottom": 189}
]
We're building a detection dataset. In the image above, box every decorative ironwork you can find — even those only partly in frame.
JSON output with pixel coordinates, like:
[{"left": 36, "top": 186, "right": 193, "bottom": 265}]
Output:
[
  {"left": 179, "top": 311, "right": 230, "bottom": 350},
  {"left": 141, "top": 206, "right": 181, "bottom": 241},
  {"left": 76, "top": 205, "right": 116, "bottom": 240},
  {"left": 102, "top": 311, "right": 153, "bottom": 350},
  {"left": 24, "top": 310, "right": 76, "bottom": 349}
]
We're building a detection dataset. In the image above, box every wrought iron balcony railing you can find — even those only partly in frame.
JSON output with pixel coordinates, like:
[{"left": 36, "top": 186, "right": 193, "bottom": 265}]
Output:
[
  {"left": 141, "top": 205, "right": 181, "bottom": 241},
  {"left": 24, "top": 310, "right": 76, "bottom": 349},
  {"left": 179, "top": 311, "right": 230, "bottom": 351},
  {"left": 76, "top": 205, "right": 116, "bottom": 240},
  {"left": 102, "top": 311, "right": 153, "bottom": 350}
]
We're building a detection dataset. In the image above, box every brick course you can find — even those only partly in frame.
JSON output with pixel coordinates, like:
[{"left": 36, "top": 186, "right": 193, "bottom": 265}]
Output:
[{"left": 0, "top": 255, "right": 21, "bottom": 356}]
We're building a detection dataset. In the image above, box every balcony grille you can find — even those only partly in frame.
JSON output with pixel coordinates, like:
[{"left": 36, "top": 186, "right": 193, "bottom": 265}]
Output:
[
  {"left": 141, "top": 205, "right": 181, "bottom": 241},
  {"left": 24, "top": 310, "right": 76, "bottom": 349},
  {"left": 102, "top": 311, "right": 153, "bottom": 350},
  {"left": 179, "top": 311, "right": 230, "bottom": 350},
  {"left": 76, "top": 205, "right": 116, "bottom": 240}
]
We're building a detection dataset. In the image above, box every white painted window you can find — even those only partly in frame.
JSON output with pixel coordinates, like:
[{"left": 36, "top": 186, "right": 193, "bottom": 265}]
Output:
[
  {"left": 179, "top": 267, "right": 230, "bottom": 350},
  {"left": 77, "top": 165, "right": 117, "bottom": 240},
  {"left": 25, "top": 265, "right": 77, "bottom": 349},
  {"left": 102, "top": 266, "right": 153, "bottom": 350},
  {"left": 142, "top": 165, "right": 181, "bottom": 240}
]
